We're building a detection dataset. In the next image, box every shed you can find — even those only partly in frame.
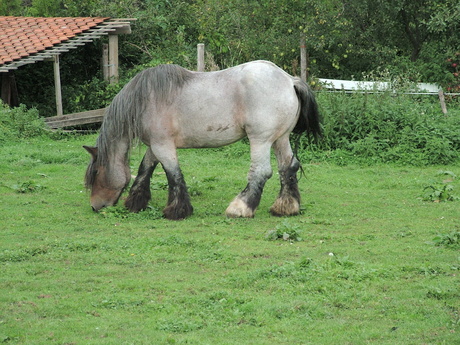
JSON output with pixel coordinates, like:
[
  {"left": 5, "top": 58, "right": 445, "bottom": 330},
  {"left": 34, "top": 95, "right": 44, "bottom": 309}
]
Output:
[{"left": 0, "top": 16, "right": 134, "bottom": 116}]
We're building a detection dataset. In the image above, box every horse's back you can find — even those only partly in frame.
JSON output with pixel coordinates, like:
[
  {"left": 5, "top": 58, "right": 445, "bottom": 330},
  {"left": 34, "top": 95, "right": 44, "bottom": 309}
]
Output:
[{"left": 146, "top": 61, "right": 299, "bottom": 148}]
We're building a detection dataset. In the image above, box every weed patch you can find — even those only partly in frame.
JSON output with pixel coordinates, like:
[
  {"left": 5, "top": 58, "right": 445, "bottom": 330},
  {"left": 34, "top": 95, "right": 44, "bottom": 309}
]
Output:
[
  {"left": 100, "top": 204, "right": 163, "bottom": 220},
  {"left": 422, "top": 170, "right": 459, "bottom": 202},
  {"left": 431, "top": 231, "right": 460, "bottom": 249},
  {"left": 13, "top": 180, "right": 45, "bottom": 193},
  {"left": 265, "top": 219, "right": 303, "bottom": 242}
]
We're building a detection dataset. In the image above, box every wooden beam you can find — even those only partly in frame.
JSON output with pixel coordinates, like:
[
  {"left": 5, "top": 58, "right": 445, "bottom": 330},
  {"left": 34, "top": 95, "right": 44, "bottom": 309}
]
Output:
[
  {"left": 53, "top": 55, "right": 63, "bottom": 116},
  {"left": 44, "top": 108, "right": 106, "bottom": 128},
  {"left": 112, "top": 25, "right": 131, "bottom": 35}
]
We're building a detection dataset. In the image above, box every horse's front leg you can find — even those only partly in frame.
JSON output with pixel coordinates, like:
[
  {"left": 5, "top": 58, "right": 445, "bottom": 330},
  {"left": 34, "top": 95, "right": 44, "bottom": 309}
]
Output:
[
  {"left": 163, "top": 167, "right": 193, "bottom": 220},
  {"left": 226, "top": 142, "right": 272, "bottom": 218},
  {"left": 125, "top": 149, "right": 158, "bottom": 212},
  {"left": 150, "top": 144, "right": 193, "bottom": 220},
  {"left": 270, "top": 136, "right": 301, "bottom": 217}
]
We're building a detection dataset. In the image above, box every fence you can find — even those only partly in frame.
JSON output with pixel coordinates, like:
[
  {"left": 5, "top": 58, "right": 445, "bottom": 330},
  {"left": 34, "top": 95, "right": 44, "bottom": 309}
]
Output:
[
  {"left": 44, "top": 108, "right": 106, "bottom": 129},
  {"left": 317, "top": 78, "right": 449, "bottom": 114}
]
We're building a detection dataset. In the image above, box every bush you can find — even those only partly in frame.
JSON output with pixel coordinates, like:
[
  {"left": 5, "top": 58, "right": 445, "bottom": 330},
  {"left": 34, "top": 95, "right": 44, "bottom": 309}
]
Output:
[
  {"left": 0, "top": 102, "right": 47, "bottom": 142},
  {"left": 299, "top": 91, "right": 460, "bottom": 166}
]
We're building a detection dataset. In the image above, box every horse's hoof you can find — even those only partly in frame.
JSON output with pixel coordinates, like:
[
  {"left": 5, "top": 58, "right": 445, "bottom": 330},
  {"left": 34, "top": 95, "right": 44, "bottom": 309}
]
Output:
[
  {"left": 269, "top": 197, "right": 300, "bottom": 217},
  {"left": 225, "top": 198, "right": 255, "bottom": 218},
  {"left": 163, "top": 203, "right": 193, "bottom": 220},
  {"left": 125, "top": 194, "right": 150, "bottom": 213}
]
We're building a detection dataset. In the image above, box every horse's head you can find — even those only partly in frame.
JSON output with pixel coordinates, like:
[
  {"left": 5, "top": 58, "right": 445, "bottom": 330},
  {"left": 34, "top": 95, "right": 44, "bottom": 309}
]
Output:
[{"left": 83, "top": 146, "right": 131, "bottom": 212}]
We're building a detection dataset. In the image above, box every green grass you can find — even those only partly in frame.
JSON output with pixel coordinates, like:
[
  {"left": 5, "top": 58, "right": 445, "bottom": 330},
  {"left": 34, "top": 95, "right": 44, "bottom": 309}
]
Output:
[{"left": 0, "top": 135, "right": 459, "bottom": 344}]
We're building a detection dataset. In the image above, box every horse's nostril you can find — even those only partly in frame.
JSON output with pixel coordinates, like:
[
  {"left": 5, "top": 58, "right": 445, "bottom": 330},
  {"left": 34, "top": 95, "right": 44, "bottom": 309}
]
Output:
[{"left": 91, "top": 206, "right": 97, "bottom": 212}]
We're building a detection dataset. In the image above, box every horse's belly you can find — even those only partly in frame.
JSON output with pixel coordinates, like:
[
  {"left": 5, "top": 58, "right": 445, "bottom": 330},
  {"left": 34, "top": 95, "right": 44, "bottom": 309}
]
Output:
[{"left": 175, "top": 124, "right": 245, "bottom": 148}]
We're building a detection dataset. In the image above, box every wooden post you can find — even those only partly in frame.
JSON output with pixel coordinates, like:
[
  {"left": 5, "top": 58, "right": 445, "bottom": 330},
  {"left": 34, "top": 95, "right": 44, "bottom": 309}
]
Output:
[
  {"left": 102, "top": 43, "right": 109, "bottom": 82},
  {"left": 197, "top": 43, "right": 205, "bottom": 72},
  {"left": 1, "top": 73, "right": 10, "bottom": 105},
  {"left": 300, "top": 33, "right": 307, "bottom": 82},
  {"left": 438, "top": 90, "right": 448, "bottom": 115},
  {"left": 108, "top": 34, "right": 119, "bottom": 84},
  {"left": 1, "top": 72, "right": 19, "bottom": 106},
  {"left": 53, "top": 55, "right": 63, "bottom": 116}
]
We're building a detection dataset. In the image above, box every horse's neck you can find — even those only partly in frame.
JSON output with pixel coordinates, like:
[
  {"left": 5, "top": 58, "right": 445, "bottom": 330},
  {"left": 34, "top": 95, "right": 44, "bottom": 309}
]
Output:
[
  {"left": 99, "top": 134, "right": 130, "bottom": 168},
  {"left": 112, "top": 139, "right": 130, "bottom": 167}
]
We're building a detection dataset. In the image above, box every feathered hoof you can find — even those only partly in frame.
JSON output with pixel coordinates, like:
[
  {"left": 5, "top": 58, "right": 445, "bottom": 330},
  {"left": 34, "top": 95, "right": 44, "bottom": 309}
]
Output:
[
  {"left": 270, "top": 196, "right": 300, "bottom": 217},
  {"left": 163, "top": 201, "right": 193, "bottom": 220},
  {"left": 124, "top": 189, "right": 151, "bottom": 213},
  {"left": 225, "top": 198, "right": 255, "bottom": 218}
]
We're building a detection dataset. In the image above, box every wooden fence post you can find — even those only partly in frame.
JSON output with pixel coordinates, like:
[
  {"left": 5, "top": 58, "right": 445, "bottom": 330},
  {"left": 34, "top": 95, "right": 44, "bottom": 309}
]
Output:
[
  {"left": 53, "top": 55, "right": 63, "bottom": 117},
  {"left": 438, "top": 90, "right": 448, "bottom": 115},
  {"left": 197, "top": 43, "right": 205, "bottom": 72},
  {"left": 300, "top": 33, "right": 307, "bottom": 82}
]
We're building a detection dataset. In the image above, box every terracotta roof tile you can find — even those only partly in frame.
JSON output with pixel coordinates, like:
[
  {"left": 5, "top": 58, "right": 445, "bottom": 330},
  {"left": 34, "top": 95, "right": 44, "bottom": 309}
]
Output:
[{"left": 0, "top": 16, "right": 109, "bottom": 65}]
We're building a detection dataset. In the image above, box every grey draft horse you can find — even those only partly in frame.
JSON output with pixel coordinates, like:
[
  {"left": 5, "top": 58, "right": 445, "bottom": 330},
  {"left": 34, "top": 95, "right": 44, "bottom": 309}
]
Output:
[{"left": 84, "top": 60, "right": 321, "bottom": 220}]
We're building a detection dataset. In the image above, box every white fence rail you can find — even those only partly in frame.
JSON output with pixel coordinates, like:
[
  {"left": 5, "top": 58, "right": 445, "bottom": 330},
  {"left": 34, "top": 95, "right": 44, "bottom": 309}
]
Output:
[{"left": 318, "top": 78, "right": 441, "bottom": 94}]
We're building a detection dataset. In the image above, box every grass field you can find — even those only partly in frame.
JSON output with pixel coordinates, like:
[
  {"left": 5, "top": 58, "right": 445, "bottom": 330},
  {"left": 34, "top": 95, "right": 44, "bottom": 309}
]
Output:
[{"left": 0, "top": 135, "right": 459, "bottom": 344}]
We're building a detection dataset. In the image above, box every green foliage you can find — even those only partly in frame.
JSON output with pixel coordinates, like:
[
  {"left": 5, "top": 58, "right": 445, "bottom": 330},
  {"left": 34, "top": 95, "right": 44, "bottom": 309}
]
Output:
[
  {"left": 0, "top": 102, "right": 47, "bottom": 142},
  {"left": 265, "top": 220, "right": 303, "bottom": 242},
  {"left": 423, "top": 184, "right": 459, "bottom": 202},
  {"left": 445, "top": 52, "right": 460, "bottom": 93},
  {"left": 65, "top": 77, "right": 122, "bottom": 114},
  {"left": 299, "top": 90, "right": 460, "bottom": 166},
  {"left": 100, "top": 205, "right": 163, "bottom": 220},
  {"left": 431, "top": 231, "right": 460, "bottom": 249},
  {"left": 2, "top": 0, "right": 460, "bottom": 167},
  {"left": 13, "top": 180, "right": 45, "bottom": 194},
  {"left": 27, "top": 0, "right": 63, "bottom": 16},
  {"left": 2, "top": 0, "right": 460, "bottom": 117},
  {"left": 422, "top": 170, "right": 459, "bottom": 202}
]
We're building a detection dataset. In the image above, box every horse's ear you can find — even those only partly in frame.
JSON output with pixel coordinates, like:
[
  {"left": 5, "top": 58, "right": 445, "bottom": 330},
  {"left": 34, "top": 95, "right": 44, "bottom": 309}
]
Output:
[{"left": 83, "top": 146, "right": 98, "bottom": 158}]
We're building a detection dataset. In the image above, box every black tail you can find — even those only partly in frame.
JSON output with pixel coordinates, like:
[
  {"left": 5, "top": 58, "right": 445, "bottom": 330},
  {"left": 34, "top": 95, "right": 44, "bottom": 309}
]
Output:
[{"left": 293, "top": 78, "right": 322, "bottom": 141}]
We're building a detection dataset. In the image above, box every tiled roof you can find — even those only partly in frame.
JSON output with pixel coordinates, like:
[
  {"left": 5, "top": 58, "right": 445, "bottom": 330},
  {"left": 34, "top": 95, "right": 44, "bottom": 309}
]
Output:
[{"left": 0, "top": 16, "right": 132, "bottom": 72}]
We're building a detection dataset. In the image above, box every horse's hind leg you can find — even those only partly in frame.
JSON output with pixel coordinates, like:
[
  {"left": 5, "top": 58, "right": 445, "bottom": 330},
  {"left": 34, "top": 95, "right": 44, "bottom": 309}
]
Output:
[
  {"left": 125, "top": 149, "right": 158, "bottom": 212},
  {"left": 226, "top": 141, "right": 272, "bottom": 218},
  {"left": 270, "top": 135, "right": 301, "bottom": 217},
  {"left": 150, "top": 144, "right": 193, "bottom": 220}
]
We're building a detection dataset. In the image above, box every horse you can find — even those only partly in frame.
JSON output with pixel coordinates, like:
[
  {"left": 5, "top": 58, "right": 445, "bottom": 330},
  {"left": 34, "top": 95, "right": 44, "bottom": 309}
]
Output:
[{"left": 84, "top": 60, "right": 321, "bottom": 220}]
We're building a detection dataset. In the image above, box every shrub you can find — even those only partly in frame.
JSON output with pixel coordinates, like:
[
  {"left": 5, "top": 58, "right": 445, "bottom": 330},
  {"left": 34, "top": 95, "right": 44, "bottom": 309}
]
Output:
[
  {"left": 0, "top": 102, "right": 47, "bottom": 142},
  {"left": 299, "top": 91, "right": 460, "bottom": 166}
]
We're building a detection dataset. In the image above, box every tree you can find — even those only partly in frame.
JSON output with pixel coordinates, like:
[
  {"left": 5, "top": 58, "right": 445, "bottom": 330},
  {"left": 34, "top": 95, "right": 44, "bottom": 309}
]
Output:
[
  {"left": 0, "top": 0, "right": 22, "bottom": 15},
  {"left": 2, "top": 0, "right": 459, "bottom": 115}
]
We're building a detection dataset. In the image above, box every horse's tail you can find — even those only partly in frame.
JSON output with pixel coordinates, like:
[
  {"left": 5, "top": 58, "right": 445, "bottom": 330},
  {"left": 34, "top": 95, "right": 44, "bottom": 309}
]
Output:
[{"left": 292, "top": 78, "right": 322, "bottom": 141}]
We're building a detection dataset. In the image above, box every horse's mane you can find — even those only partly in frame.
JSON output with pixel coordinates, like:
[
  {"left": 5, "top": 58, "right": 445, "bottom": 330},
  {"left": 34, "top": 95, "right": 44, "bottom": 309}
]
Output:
[{"left": 96, "top": 64, "right": 195, "bottom": 166}]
